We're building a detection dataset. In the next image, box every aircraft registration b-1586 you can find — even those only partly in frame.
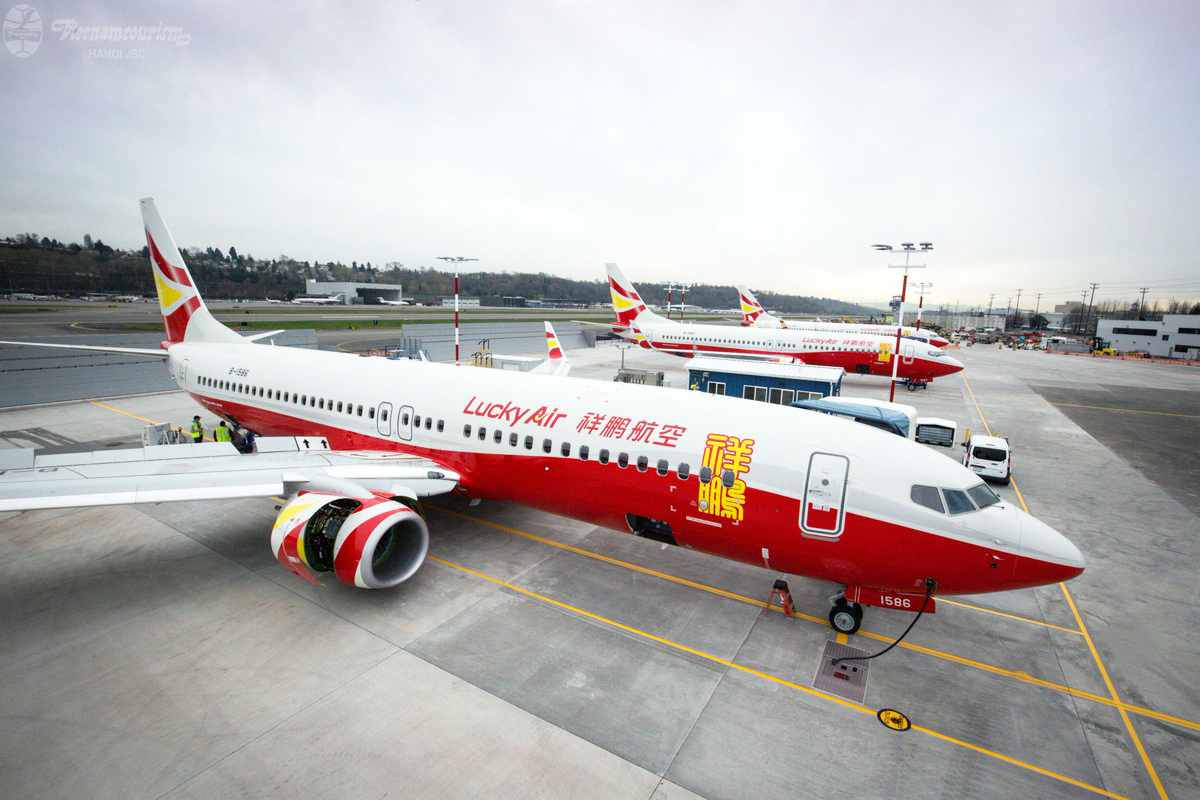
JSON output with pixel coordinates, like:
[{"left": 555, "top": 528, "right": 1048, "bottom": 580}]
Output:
[
  {"left": 737, "top": 286, "right": 950, "bottom": 348},
  {"left": 0, "top": 200, "right": 1083, "bottom": 633},
  {"left": 593, "top": 265, "right": 962, "bottom": 383}
]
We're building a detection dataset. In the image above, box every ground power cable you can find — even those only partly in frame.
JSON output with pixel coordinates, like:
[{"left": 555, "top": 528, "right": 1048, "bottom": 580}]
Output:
[{"left": 832, "top": 578, "right": 935, "bottom": 666}]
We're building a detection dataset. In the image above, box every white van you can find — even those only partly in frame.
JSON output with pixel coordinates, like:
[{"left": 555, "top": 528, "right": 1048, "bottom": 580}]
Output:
[{"left": 962, "top": 434, "right": 1011, "bottom": 485}]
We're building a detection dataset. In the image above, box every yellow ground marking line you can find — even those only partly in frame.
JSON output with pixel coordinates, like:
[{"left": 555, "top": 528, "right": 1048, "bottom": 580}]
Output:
[
  {"left": 935, "top": 596, "right": 1082, "bottom": 634},
  {"left": 1048, "top": 401, "right": 1200, "bottom": 420},
  {"left": 431, "top": 505, "right": 1200, "bottom": 733},
  {"left": 427, "top": 553, "right": 1127, "bottom": 800},
  {"left": 963, "top": 373, "right": 1170, "bottom": 798},
  {"left": 89, "top": 400, "right": 160, "bottom": 425}
]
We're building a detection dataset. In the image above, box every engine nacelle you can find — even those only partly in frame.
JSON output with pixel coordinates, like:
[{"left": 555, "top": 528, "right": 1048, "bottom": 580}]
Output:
[{"left": 271, "top": 491, "right": 428, "bottom": 588}]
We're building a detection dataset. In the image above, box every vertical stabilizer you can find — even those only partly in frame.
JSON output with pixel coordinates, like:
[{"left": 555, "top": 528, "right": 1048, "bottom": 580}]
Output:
[
  {"left": 141, "top": 198, "right": 241, "bottom": 344},
  {"left": 530, "top": 321, "right": 572, "bottom": 376},
  {"left": 606, "top": 263, "right": 667, "bottom": 329},
  {"left": 737, "top": 285, "right": 785, "bottom": 329}
]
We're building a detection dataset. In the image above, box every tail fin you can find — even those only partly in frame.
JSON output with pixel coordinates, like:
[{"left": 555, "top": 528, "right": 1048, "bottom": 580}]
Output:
[
  {"left": 141, "top": 198, "right": 240, "bottom": 344},
  {"left": 531, "top": 321, "right": 571, "bottom": 376},
  {"left": 606, "top": 263, "right": 666, "bottom": 328},
  {"left": 736, "top": 285, "right": 786, "bottom": 329}
]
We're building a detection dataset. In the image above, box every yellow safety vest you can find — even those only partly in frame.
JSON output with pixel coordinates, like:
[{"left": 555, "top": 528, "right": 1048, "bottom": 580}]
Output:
[
  {"left": 214, "top": 426, "right": 232, "bottom": 442},
  {"left": 190, "top": 421, "right": 204, "bottom": 439}
]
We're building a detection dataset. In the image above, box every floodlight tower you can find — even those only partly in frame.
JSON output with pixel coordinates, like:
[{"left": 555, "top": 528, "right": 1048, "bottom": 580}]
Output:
[
  {"left": 437, "top": 256, "right": 478, "bottom": 365},
  {"left": 872, "top": 242, "right": 932, "bottom": 402}
]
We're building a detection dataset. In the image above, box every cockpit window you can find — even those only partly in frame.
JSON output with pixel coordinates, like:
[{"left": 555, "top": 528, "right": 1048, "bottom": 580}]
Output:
[
  {"left": 967, "top": 483, "right": 1001, "bottom": 509},
  {"left": 942, "top": 488, "right": 975, "bottom": 515},
  {"left": 910, "top": 485, "right": 944, "bottom": 513}
]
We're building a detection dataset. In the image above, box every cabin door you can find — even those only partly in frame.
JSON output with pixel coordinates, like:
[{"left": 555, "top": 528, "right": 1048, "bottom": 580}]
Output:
[{"left": 800, "top": 452, "right": 849, "bottom": 537}]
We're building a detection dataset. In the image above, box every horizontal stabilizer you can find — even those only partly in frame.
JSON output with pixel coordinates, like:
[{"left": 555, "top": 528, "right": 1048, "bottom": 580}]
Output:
[{"left": 0, "top": 339, "right": 166, "bottom": 357}]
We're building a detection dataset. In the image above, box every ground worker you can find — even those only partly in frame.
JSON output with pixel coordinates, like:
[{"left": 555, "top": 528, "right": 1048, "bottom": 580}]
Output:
[
  {"left": 214, "top": 421, "right": 232, "bottom": 443},
  {"left": 190, "top": 415, "right": 204, "bottom": 443}
]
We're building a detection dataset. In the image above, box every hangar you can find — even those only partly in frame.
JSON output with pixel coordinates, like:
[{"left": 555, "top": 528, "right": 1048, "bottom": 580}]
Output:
[{"left": 304, "top": 279, "right": 404, "bottom": 304}]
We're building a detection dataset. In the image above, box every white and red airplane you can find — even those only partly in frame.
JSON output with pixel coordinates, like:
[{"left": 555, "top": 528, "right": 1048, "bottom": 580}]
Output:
[
  {"left": 738, "top": 285, "right": 951, "bottom": 348},
  {"left": 0, "top": 200, "right": 1083, "bottom": 633},
  {"left": 602, "top": 265, "right": 962, "bottom": 382}
]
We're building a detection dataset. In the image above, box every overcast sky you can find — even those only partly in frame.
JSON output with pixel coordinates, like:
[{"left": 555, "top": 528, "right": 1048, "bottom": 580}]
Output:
[{"left": 2, "top": 1, "right": 1198, "bottom": 309}]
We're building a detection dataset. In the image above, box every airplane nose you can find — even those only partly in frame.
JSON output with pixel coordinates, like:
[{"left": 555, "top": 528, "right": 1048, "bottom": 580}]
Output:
[
  {"left": 939, "top": 355, "right": 964, "bottom": 374},
  {"left": 1013, "top": 513, "right": 1085, "bottom": 587}
]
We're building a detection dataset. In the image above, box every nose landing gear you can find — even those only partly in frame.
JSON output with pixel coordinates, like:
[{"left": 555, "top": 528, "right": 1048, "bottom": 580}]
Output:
[{"left": 829, "top": 596, "right": 864, "bottom": 634}]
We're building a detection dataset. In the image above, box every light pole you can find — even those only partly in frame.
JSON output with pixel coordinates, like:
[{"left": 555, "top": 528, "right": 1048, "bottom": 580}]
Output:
[
  {"left": 912, "top": 281, "right": 933, "bottom": 330},
  {"left": 873, "top": 242, "right": 932, "bottom": 402},
  {"left": 437, "top": 256, "right": 478, "bottom": 365}
]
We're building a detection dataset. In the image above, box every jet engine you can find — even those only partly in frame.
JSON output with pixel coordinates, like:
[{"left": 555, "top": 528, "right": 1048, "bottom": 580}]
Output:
[{"left": 270, "top": 491, "right": 428, "bottom": 588}]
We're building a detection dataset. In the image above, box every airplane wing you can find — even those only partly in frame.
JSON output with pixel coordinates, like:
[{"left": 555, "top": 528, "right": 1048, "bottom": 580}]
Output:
[{"left": 0, "top": 437, "right": 460, "bottom": 512}]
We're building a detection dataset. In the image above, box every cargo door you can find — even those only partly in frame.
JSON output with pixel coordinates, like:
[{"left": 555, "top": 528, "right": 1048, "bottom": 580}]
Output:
[
  {"left": 179, "top": 358, "right": 190, "bottom": 387},
  {"left": 800, "top": 452, "right": 849, "bottom": 537}
]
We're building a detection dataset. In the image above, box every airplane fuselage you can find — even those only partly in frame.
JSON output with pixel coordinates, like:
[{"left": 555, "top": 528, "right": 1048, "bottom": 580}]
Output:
[
  {"left": 626, "top": 323, "right": 961, "bottom": 381},
  {"left": 167, "top": 340, "right": 1076, "bottom": 596}
]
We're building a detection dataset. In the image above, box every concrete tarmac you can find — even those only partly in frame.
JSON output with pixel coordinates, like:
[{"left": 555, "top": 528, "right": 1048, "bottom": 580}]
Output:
[{"left": 0, "top": 341, "right": 1197, "bottom": 799}]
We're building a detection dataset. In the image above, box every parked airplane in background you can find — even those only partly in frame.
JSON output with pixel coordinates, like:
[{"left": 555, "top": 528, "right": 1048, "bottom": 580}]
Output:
[
  {"left": 600, "top": 265, "right": 962, "bottom": 382},
  {"left": 378, "top": 298, "right": 410, "bottom": 306},
  {"left": 738, "top": 286, "right": 950, "bottom": 348},
  {"left": 292, "top": 293, "right": 344, "bottom": 305},
  {"left": 0, "top": 200, "right": 1082, "bottom": 635},
  {"left": 264, "top": 297, "right": 285, "bottom": 304}
]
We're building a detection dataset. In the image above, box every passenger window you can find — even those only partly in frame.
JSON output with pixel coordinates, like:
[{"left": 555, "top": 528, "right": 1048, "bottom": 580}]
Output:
[
  {"left": 463, "top": 424, "right": 472, "bottom": 437},
  {"left": 302, "top": 395, "right": 308, "bottom": 405},
  {"left": 437, "top": 420, "right": 444, "bottom": 432},
  {"left": 478, "top": 427, "right": 486, "bottom": 441},
  {"left": 561, "top": 442, "right": 571, "bottom": 457},
  {"left": 542, "top": 439, "right": 552, "bottom": 453},
  {"left": 381, "top": 408, "right": 389, "bottom": 421},
  {"left": 943, "top": 488, "right": 976, "bottom": 515},
  {"left": 509, "top": 432, "right": 518, "bottom": 447},
  {"left": 636, "top": 455, "right": 648, "bottom": 472},
  {"left": 402, "top": 413, "right": 410, "bottom": 426},
  {"left": 493, "top": 429, "right": 502, "bottom": 444},
  {"left": 424, "top": 418, "right": 432, "bottom": 430},
  {"left": 910, "top": 485, "right": 944, "bottom": 513},
  {"left": 599, "top": 449, "right": 610, "bottom": 464},
  {"left": 524, "top": 436, "right": 534, "bottom": 450},
  {"left": 414, "top": 415, "right": 421, "bottom": 426},
  {"left": 656, "top": 459, "right": 669, "bottom": 476},
  {"left": 721, "top": 469, "right": 734, "bottom": 488},
  {"left": 318, "top": 398, "right": 325, "bottom": 409},
  {"left": 579, "top": 445, "right": 590, "bottom": 460},
  {"left": 617, "top": 452, "right": 629, "bottom": 468},
  {"left": 699, "top": 466, "right": 713, "bottom": 483},
  {"left": 678, "top": 462, "right": 690, "bottom": 480}
]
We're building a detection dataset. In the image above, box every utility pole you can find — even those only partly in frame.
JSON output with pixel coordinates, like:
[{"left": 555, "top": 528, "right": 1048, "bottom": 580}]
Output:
[
  {"left": 1034, "top": 293, "right": 1042, "bottom": 329},
  {"left": 1137, "top": 287, "right": 1149, "bottom": 320},
  {"left": 1084, "top": 282, "right": 1099, "bottom": 339},
  {"left": 1014, "top": 288, "right": 1023, "bottom": 328},
  {"left": 665, "top": 282, "right": 674, "bottom": 321},
  {"left": 873, "top": 242, "right": 932, "bottom": 402},
  {"left": 986, "top": 293, "right": 995, "bottom": 329},
  {"left": 1077, "top": 289, "right": 1088, "bottom": 334}
]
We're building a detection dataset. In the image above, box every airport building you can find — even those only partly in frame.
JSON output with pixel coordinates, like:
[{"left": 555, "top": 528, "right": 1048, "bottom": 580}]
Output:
[
  {"left": 685, "top": 356, "right": 843, "bottom": 403},
  {"left": 304, "top": 279, "right": 404, "bottom": 304},
  {"left": 1096, "top": 314, "right": 1200, "bottom": 359}
]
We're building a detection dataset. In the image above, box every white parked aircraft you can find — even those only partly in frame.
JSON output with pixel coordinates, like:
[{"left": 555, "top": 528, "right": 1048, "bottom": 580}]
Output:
[
  {"left": 599, "top": 265, "right": 962, "bottom": 383},
  {"left": 737, "top": 286, "right": 950, "bottom": 348},
  {"left": 292, "top": 293, "right": 344, "bottom": 305},
  {"left": 0, "top": 200, "right": 1083, "bottom": 633},
  {"left": 378, "top": 298, "right": 410, "bottom": 306}
]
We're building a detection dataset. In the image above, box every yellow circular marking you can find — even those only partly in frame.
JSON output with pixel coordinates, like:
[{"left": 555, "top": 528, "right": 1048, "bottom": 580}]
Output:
[{"left": 878, "top": 708, "right": 911, "bottom": 731}]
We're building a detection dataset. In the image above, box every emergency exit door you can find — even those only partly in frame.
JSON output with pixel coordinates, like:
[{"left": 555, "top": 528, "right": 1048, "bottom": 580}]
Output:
[
  {"left": 902, "top": 343, "right": 915, "bottom": 365},
  {"left": 800, "top": 452, "right": 849, "bottom": 537}
]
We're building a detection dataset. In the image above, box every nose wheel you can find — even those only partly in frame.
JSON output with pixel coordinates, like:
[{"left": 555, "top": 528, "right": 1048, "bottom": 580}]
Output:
[{"left": 829, "top": 599, "right": 863, "bottom": 634}]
